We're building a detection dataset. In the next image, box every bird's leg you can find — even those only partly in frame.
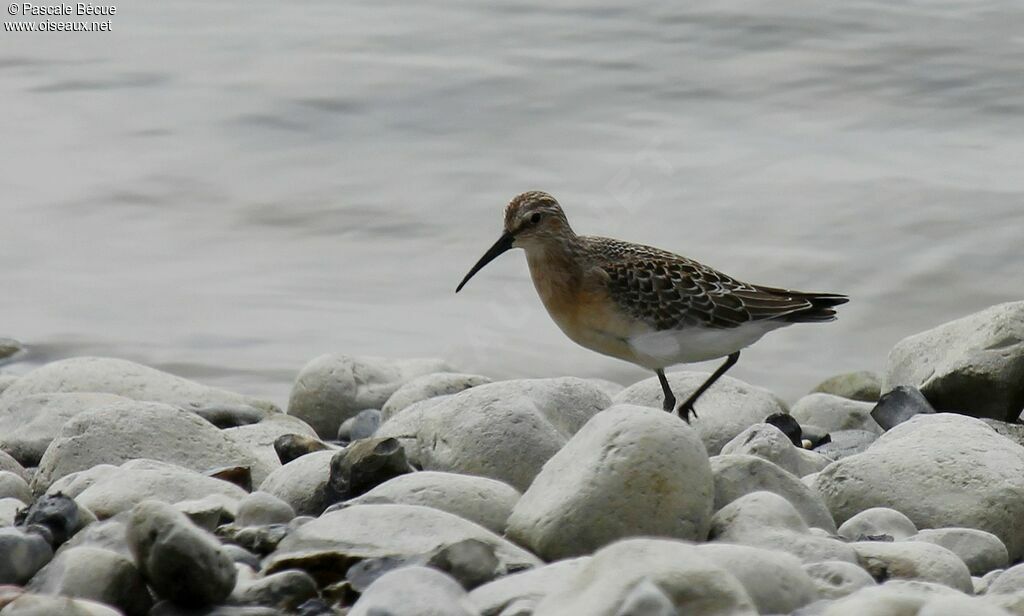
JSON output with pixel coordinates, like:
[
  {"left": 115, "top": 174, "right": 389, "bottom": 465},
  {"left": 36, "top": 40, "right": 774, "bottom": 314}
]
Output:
[
  {"left": 677, "top": 351, "right": 741, "bottom": 422},
  {"left": 655, "top": 369, "right": 675, "bottom": 413}
]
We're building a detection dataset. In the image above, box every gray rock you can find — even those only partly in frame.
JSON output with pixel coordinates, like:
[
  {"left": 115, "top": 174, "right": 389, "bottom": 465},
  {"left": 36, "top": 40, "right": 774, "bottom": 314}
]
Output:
[
  {"left": 837, "top": 507, "right": 918, "bottom": 542},
  {"left": 221, "top": 414, "right": 319, "bottom": 479},
  {"left": 981, "top": 419, "right": 1024, "bottom": 450},
  {"left": 32, "top": 401, "right": 273, "bottom": 493},
  {"left": 815, "top": 414, "right": 1024, "bottom": 559},
  {"left": 381, "top": 373, "right": 493, "bottom": 420},
  {"left": 257, "top": 450, "right": 334, "bottom": 516},
  {"left": 613, "top": 371, "right": 787, "bottom": 455},
  {"left": 469, "top": 558, "right": 589, "bottom": 616},
  {"left": 174, "top": 495, "right": 238, "bottom": 532},
  {"left": 803, "top": 560, "right": 877, "bottom": 599},
  {"left": 812, "top": 371, "right": 882, "bottom": 402},
  {"left": 0, "top": 393, "right": 131, "bottom": 467},
  {"left": 229, "top": 567, "right": 318, "bottom": 610},
  {"left": 532, "top": 538, "right": 757, "bottom": 616},
  {"left": 0, "top": 356, "right": 277, "bottom": 414},
  {"left": 377, "top": 377, "right": 611, "bottom": 491},
  {"left": 0, "top": 498, "right": 24, "bottom": 526},
  {"left": 60, "top": 516, "right": 131, "bottom": 557},
  {"left": 697, "top": 543, "right": 819, "bottom": 614},
  {"left": 236, "top": 492, "right": 295, "bottom": 527},
  {"left": 337, "top": 409, "right": 382, "bottom": 442},
  {"left": 0, "top": 338, "right": 23, "bottom": 361},
  {"left": 265, "top": 504, "right": 541, "bottom": 584},
  {"left": 0, "top": 471, "right": 31, "bottom": 503},
  {"left": 288, "top": 354, "right": 453, "bottom": 438},
  {"left": 0, "top": 449, "right": 28, "bottom": 482},
  {"left": 908, "top": 528, "right": 1009, "bottom": 576},
  {"left": 27, "top": 545, "right": 151, "bottom": 616},
  {"left": 870, "top": 385, "right": 936, "bottom": 431},
  {"left": 349, "top": 566, "right": 478, "bottom": 616},
  {"left": 884, "top": 301, "right": 1024, "bottom": 421},
  {"left": 427, "top": 539, "right": 501, "bottom": 590},
  {"left": 0, "top": 375, "right": 18, "bottom": 396},
  {"left": 216, "top": 523, "right": 288, "bottom": 556},
  {"left": 507, "top": 404, "right": 713, "bottom": 561},
  {"left": 17, "top": 493, "right": 90, "bottom": 546},
  {"left": 327, "top": 437, "right": 413, "bottom": 500},
  {"left": 147, "top": 603, "right": 281, "bottom": 616},
  {"left": 272, "top": 433, "right": 333, "bottom": 465},
  {"left": 791, "top": 393, "right": 883, "bottom": 434},
  {"left": 720, "top": 423, "right": 829, "bottom": 476},
  {"left": 72, "top": 459, "right": 247, "bottom": 520},
  {"left": 812, "top": 429, "right": 878, "bottom": 461},
  {"left": 987, "top": 563, "right": 1024, "bottom": 594},
  {"left": 852, "top": 540, "right": 973, "bottom": 593},
  {"left": 342, "top": 471, "right": 520, "bottom": 535},
  {"left": 0, "top": 593, "right": 123, "bottom": 616},
  {"left": 0, "top": 527, "right": 53, "bottom": 584},
  {"left": 127, "top": 500, "right": 236, "bottom": 607},
  {"left": 711, "top": 454, "right": 836, "bottom": 532}
]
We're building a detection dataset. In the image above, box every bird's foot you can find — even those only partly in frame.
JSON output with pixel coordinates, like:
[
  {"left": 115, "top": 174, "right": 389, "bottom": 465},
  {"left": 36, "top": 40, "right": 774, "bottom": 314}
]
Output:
[
  {"left": 662, "top": 397, "right": 676, "bottom": 413},
  {"left": 677, "top": 401, "right": 698, "bottom": 423}
]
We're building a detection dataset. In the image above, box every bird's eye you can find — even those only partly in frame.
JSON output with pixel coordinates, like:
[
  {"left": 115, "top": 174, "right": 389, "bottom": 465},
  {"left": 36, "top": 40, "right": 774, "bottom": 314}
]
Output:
[{"left": 530, "top": 213, "right": 542, "bottom": 224}]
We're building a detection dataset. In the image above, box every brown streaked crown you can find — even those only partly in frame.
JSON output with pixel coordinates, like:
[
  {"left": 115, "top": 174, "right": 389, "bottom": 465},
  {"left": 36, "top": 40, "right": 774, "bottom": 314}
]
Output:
[{"left": 503, "top": 191, "right": 570, "bottom": 234}]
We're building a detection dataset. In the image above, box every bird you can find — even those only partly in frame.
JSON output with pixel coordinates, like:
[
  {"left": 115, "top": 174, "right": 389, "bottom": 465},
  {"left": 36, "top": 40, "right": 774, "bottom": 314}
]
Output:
[{"left": 455, "top": 191, "right": 848, "bottom": 421}]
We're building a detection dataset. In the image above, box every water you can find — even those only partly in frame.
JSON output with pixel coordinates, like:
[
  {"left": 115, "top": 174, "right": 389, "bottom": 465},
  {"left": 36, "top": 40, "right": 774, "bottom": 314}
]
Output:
[{"left": 3, "top": 0, "right": 1023, "bottom": 407}]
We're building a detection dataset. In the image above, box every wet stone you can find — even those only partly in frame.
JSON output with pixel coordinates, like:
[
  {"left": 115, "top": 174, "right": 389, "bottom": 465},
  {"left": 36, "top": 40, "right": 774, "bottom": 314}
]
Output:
[
  {"left": 427, "top": 538, "right": 502, "bottom": 590},
  {"left": 15, "top": 493, "right": 84, "bottom": 547},
  {"left": 765, "top": 412, "right": 802, "bottom": 446},
  {"left": 871, "top": 386, "right": 935, "bottom": 431},
  {"left": 207, "top": 465, "right": 253, "bottom": 492},
  {"left": 273, "top": 434, "right": 332, "bottom": 465},
  {"left": 327, "top": 437, "right": 413, "bottom": 501}
]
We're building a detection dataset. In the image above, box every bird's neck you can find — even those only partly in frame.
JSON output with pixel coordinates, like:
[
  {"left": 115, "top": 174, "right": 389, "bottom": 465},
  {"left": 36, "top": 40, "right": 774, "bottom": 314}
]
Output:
[{"left": 523, "top": 237, "right": 585, "bottom": 303}]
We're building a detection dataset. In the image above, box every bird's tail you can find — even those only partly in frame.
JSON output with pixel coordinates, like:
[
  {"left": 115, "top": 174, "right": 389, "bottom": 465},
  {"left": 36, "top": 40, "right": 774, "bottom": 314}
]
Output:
[{"left": 777, "top": 291, "right": 849, "bottom": 323}]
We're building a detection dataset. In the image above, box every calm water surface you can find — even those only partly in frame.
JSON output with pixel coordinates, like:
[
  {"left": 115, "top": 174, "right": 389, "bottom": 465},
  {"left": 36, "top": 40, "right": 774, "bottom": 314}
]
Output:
[{"left": 2, "top": 1, "right": 1023, "bottom": 405}]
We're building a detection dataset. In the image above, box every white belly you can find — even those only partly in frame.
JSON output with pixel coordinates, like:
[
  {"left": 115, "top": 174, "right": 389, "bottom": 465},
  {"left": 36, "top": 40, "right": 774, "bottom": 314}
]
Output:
[{"left": 626, "top": 321, "right": 785, "bottom": 369}]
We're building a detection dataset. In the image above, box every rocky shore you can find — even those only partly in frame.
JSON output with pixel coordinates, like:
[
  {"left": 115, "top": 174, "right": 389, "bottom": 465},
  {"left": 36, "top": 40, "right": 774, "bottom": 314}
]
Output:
[{"left": 0, "top": 300, "right": 1022, "bottom": 615}]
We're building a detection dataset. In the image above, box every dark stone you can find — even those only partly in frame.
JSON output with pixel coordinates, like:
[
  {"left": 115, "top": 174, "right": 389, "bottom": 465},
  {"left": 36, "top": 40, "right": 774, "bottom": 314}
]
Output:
[
  {"left": 326, "top": 438, "right": 413, "bottom": 502},
  {"left": 207, "top": 465, "right": 253, "bottom": 492},
  {"left": 186, "top": 403, "right": 266, "bottom": 428},
  {"left": 813, "top": 430, "right": 878, "bottom": 461},
  {"left": 801, "top": 426, "right": 832, "bottom": 449},
  {"left": 765, "top": 413, "right": 802, "bottom": 446},
  {"left": 222, "top": 544, "right": 261, "bottom": 570},
  {"left": 346, "top": 556, "right": 412, "bottom": 593},
  {"left": 16, "top": 493, "right": 81, "bottom": 546},
  {"left": 0, "top": 527, "right": 53, "bottom": 584},
  {"left": 426, "top": 538, "right": 501, "bottom": 590},
  {"left": 274, "top": 434, "right": 331, "bottom": 465},
  {"left": 337, "top": 409, "right": 382, "bottom": 443},
  {"left": 871, "top": 386, "right": 936, "bottom": 430},
  {"left": 233, "top": 569, "right": 319, "bottom": 610},
  {"left": 216, "top": 523, "right": 289, "bottom": 556},
  {"left": 150, "top": 601, "right": 283, "bottom": 615},
  {"left": 295, "top": 598, "right": 338, "bottom": 616}
]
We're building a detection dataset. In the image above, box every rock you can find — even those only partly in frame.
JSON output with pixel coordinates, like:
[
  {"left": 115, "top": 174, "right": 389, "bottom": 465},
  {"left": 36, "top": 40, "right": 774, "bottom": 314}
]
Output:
[
  {"left": 273, "top": 434, "right": 333, "bottom": 465},
  {"left": 288, "top": 354, "right": 453, "bottom": 438},
  {"left": 812, "top": 429, "right": 878, "bottom": 461},
  {"left": 326, "top": 437, "right": 413, "bottom": 500},
  {"left": 72, "top": 459, "right": 247, "bottom": 520},
  {"left": 918, "top": 595, "right": 1014, "bottom": 616},
  {"left": 60, "top": 516, "right": 131, "bottom": 557},
  {"left": 812, "top": 371, "right": 882, "bottom": 402},
  {"left": 908, "top": 528, "right": 1009, "bottom": 576},
  {"left": 852, "top": 540, "right": 973, "bottom": 592},
  {"left": 257, "top": 451, "right": 334, "bottom": 516},
  {"left": 207, "top": 466, "right": 252, "bottom": 492},
  {"left": 765, "top": 412, "right": 802, "bottom": 445},
  {"left": 174, "top": 495, "right": 238, "bottom": 532},
  {"left": 341, "top": 471, "right": 520, "bottom": 535},
  {"left": 817, "top": 583, "right": 977, "bottom": 616},
  {"left": 0, "top": 472, "right": 30, "bottom": 503},
  {"left": 987, "top": 563, "right": 1024, "bottom": 594},
  {"left": 506, "top": 404, "right": 712, "bottom": 561},
  {"left": 0, "top": 393, "right": 131, "bottom": 467},
  {"left": 127, "top": 500, "right": 236, "bottom": 607},
  {"left": 189, "top": 403, "right": 268, "bottom": 429},
  {"left": 697, "top": 543, "right": 818, "bottom": 614},
  {"left": 711, "top": 454, "right": 836, "bottom": 532},
  {"left": 0, "top": 593, "right": 123, "bottom": 616},
  {"left": 0, "top": 339, "right": 23, "bottom": 362},
  {"left": 377, "top": 377, "right": 611, "bottom": 491},
  {"left": 222, "top": 414, "right": 318, "bottom": 478},
  {"left": 791, "top": 393, "right": 883, "bottom": 435},
  {"left": 0, "top": 498, "right": 24, "bottom": 526},
  {"left": 588, "top": 378, "right": 626, "bottom": 398},
  {"left": 230, "top": 568, "right": 319, "bottom": 611},
  {"left": 837, "top": 507, "right": 918, "bottom": 542},
  {"left": 16, "top": 493, "right": 88, "bottom": 547},
  {"left": 223, "top": 544, "right": 261, "bottom": 570},
  {"left": 532, "top": 538, "right": 756, "bottom": 616},
  {"left": 381, "top": 373, "right": 493, "bottom": 420},
  {"left": 349, "top": 566, "right": 478, "bottom": 616},
  {"left": 0, "top": 527, "right": 53, "bottom": 584},
  {"left": 720, "top": 423, "right": 829, "bottom": 476},
  {"left": 710, "top": 491, "right": 857, "bottom": 564},
  {"left": 0, "top": 375, "right": 18, "bottom": 396},
  {"left": 0, "top": 357, "right": 277, "bottom": 414},
  {"left": 345, "top": 555, "right": 411, "bottom": 593},
  {"left": 870, "top": 385, "right": 936, "bottom": 431},
  {"left": 427, "top": 539, "right": 501, "bottom": 590},
  {"left": 148, "top": 604, "right": 281, "bottom": 616},
  {"left": 336, "top": 409, "right": 382, "bottom": 442},
  {"left": 803, "top": 560, "right": 877, "bottom": 599},
  {"left": 265, "top": 504, "right": 541, "bottom": 586},
  {"left": 884, "top": 301, "right": 1024, "bottom": 421},
  {"left": 32, "top": 401, "right": 273, "bottom": 493},
  {"left": 0, "top": 450, "right": 27, "bottom": 483},
  {"left": 236, "top": 492, "right": 295, "bottom": 527},
  {"left": 613, "top": 371, "right": 786, "bottom": 455},
  {"left": 469, "top": 558, "right": 589, "bottom": 616},
  {"left": 981, "top": 419, "right": 1024, "bottom": 450},
  {"left": 814, "top": 414, "right": 1024, "bottom": 559},
  {"left": 216, "top": 523, "right": 289, "bottom": 556},
  {"left": 26, "top": 545, "right": 151, "bottom": 616}
]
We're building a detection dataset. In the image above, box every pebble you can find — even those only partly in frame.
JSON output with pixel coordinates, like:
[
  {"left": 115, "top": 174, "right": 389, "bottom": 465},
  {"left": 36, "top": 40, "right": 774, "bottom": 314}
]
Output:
[
  {"left": 257, "top": 450, "right": 335, "bottom": 516},
  {"left": 326, "top": 436, "right": 413, "bottom": 500},
  {"left": 236, "top": 491, "right": 295, "bottom": 527}
]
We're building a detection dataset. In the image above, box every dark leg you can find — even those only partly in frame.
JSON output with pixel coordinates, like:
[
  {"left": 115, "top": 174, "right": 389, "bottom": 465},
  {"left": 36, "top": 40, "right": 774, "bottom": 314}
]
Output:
[
  {"left": 677, "top": 351, "right": 741, "bottom": 423},
  {"left": 656, "top": 369, "right": 675, "bottom": 413}
]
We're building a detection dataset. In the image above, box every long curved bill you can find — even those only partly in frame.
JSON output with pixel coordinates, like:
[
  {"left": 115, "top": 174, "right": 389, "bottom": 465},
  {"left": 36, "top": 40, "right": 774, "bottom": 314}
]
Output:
[{"left": 455, "top": 231, "right": 515, "bottom": 293}]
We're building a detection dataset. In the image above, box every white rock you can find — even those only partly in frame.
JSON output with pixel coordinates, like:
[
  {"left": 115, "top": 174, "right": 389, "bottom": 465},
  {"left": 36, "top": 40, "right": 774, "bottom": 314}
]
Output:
[
  {"left": 349, "top": 566, "right": 478, "bottom": 616},
  {"left": 697, "top": 543, "right": 819, "bottom": 614},
  {"left": 27, "top": 545, "right": 151, "bottom": 616},
  {"left": 790, "top": 393, "right": 883, "bottom": 434},
  {"left": 381, "top": 373, "right": 493, "bottom": 419},
  {"left": 815, "top": 413, "right": 1024, "bottom": 559},
  {"left": 851, "top": 540, "right": 973, "bottom": 593},
  {"left": 720, "top": 423, "right": 828, "bottom": 476},
  {"left": 377, "top": 377, "right": 611, "bottom": 491},
  {"left": 613, "top": 371, "right": 786, "bottom": 455},
  {"left": 0, "top": 594, "right": 123, "bottom": 616},
  {"left": 72, "top": 459, "right": 247, "bottom": 519},
  {"left": 236, "top": 491, "right": 295, "bottom": 527},
  {"left": 469, "top": 558, "right": 590, "bottom": 616},
  {"left": 918, "top": 595, "right": 1014, "bottom": 616},
  {"left": 0, "top": 393, "right": 131, "bottom": 466},
  {"left": 288, "top": 354, "right": 453, "bottom": 438},
  {"left": 257, "top": 450, "right": 335, "bottom": 516},
  {"left": 908, "top": 528, "right": 1009, "bottom": 576},
  {"left": 32, "top": 401, "right": 273, "bottom": 493},
  {"left": 532, "top": 538, "right": 757, "bottom": 616},
  {"left": 0, "top": 471, "right": 31, "bottom": 503},
  {"left": 0, "top": 374, "right": 18, "bottom": 396},
  {"left": 884, "top": 301, "right": 1024, "bottom": 421},
  {"left": 507, "top": 405, "right": 712, "bottom": 560},
  {"left": 987, "top": 563, "right": 1024, "bottom": 594},
  {"left": 837, "top": 507, "right": 918, "bottom": 541},
  {"left": 819, "top": 583, "right": 963, "bottom": 616},
  {"left": 0, "top": 449, "right": 28, "bottom": 482},
  {"left": 803, "top": 560, "right": 877, "bottom": 599},
  {"left": 0, "top": 497, "right": 24, "bottom": 526},
  {"left": 344, "top": 471, "right": 520, "bottom": 535},
  {"left": 711, "top": 454, "right": 836, "bottom": 532}
]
